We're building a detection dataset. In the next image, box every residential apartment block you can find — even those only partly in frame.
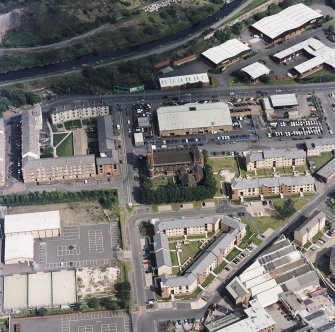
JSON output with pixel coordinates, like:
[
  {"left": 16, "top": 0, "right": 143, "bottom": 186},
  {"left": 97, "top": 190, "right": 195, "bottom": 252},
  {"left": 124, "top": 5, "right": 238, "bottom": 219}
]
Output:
[
  {"left": 22, "top": 156, "right": 97, "bottom": 183},
  {"left": 306, "top": 138, "right": 335, "bottom": 156},
  {"left": 294, "top": 211, "right": 326, "bottom": 247},
  {"left": 0, "top": 119, "right": 6, "bottom": 187},
  {"left": 244, "top": 149, "right": 306, "bottom": 171},
  {"left": 50, "top": 101, "right": 109, "bottom": 125},
  {"left": 230, "top": 175, "right": 315, "bottom": 200},
  {"left": 154, "top": 216, "right": 246, "bottom": 298}
]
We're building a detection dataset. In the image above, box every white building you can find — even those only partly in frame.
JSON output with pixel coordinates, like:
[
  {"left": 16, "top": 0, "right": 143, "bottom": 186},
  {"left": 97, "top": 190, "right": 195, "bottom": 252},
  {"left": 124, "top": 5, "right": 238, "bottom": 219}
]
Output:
[
  {"left": 201, "top": 39, "right": 250, "bottom": 68},
  {"left": 241, "top": 62, "right": 271, "bottom": 81},
  {"left": 159, "top": 73, "right": 209, "bottom": 90},
  {"left": 4, "top": 234, "right": 34, "bottom": 265},
  {"left": 5, "top": 210, "right": 61, "bottom": 238}
]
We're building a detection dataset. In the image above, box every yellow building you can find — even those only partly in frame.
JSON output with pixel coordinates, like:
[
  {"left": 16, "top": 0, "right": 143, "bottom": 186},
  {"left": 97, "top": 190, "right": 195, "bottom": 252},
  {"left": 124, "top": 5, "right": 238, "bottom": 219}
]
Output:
[{"left": 294, "top": 211, "right": 326, "bottom": 247}]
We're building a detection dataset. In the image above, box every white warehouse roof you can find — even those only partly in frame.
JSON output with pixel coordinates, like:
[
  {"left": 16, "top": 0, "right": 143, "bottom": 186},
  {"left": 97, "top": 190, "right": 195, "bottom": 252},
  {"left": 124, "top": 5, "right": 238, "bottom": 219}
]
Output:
[
  {"left": 5, "top": 234, "right": 34, "bottom": 263},
  {"left": 159, "top": 73, "right": 209, "bottom": 88},
  {"left": 157, "top": 102, "right": 232, "bottom": 132},
  {"left": 241, "top": 62, "right": 271, "bottom": 80},
  {"left": 202, "top": 39, "right": 250, "bottom": 65},
  {"left": 270, "top": 94, "right": 298, "bottom": 108},
  {"left": 251, "top": 4, "right": 322, "bottom": 40},
  {"left": 5, "top": 210, "right": 60, "bottom": 235}
]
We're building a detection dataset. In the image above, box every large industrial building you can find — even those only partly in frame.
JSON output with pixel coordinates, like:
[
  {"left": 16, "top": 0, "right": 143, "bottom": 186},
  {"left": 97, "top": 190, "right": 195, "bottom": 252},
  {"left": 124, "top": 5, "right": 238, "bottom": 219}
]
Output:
[
  {"left": 250, "top": 4, "right": 323, "bottom": 44},
  {"left": 4, "top": 210, "right": 61, "bottom": 265},
  {"left": 201, "top": 39, "right": 250, "bottom": 69},
  {"left": 159, "top": 73, "right": 209, "bottom": 90},
  {"left": 227, "top": 235, "right": 320, "bottom": 307},
  {"left": 294, "top": 210, "right": 326, "bottom": 247},
  {"left": 157, "top": 102, "right": 233, "bottom": 136},
  {"left": 50, "top": 101, "right": 110, "bottom": 125},
  {"left": 315, "top": 156, "right": 335, "bottom": 183},
  {"left": 244, "top": 148, "right": 306, "bottom": 171},
  {"left": 155, "top": 216, "right": 246, "bottom": 298},
  {"left": 273, "top": 38, "right": 335, "bottom": 78},
  {"left": 230, "top": 175, "right": 315, "bottom": 200}
]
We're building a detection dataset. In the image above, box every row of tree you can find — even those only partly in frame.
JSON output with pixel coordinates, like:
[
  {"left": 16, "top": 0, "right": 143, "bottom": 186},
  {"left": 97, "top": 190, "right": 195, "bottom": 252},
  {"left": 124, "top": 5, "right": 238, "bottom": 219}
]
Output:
[
  {"left": 86, "top": 281, "right": 131, "bottom": 310},
  {"left": 0, "top": 189, "right": 118, "bottom": 208},
  {"left": 141, "top": 165, "right": 216, "bottom": 205}
]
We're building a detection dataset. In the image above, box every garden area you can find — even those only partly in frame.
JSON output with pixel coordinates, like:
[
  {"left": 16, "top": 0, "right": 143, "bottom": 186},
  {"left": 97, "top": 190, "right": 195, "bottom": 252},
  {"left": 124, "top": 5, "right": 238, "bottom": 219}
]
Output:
[
  {"left": 207, "top": 157, "right": 239, "bottom": 175},
  {"left": 56, "top": 133, "right": 74, "bottom": 157},
  {"left": 178, "top": 241, "right": 202, "bottom": 264},
  {"left": 53, "top": 132, "right": 68, "bottom": 147},
  {"left": 307, "top": 152, "right": 334, "bottom": 172}
]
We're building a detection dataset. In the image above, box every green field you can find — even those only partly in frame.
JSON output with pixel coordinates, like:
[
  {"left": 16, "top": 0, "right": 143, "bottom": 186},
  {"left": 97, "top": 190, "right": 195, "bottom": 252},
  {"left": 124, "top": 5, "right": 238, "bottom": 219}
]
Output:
[
  {"left": 179, "top": 241, "right": 202, "bottom": 264},
  {"left": 308, "top": 152, "right": 334, "bottom": 172},
  {"left": 53, "top": 133, "right": 68, "bottom": 147},
  {"left": 170, "top": 251, "right": 178, "bottom": 266},
  {"left": 239, "top": 229, "right": 261, "bottom": 249},
  {"left": 56, "top": 133, "right": 74, "bottom": 157},
  {"left": 208, "top": 157, "right": 239, "bottom": 175}
]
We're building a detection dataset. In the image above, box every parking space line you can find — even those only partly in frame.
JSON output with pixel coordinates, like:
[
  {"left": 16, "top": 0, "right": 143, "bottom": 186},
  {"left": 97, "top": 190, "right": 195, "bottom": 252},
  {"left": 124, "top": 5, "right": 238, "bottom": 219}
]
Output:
[
  {"left": 101, "top": 323, "right": 117, "bottom": 332},
  {"left": 78, "top": 325, "right": 93, "bottom": 332},
  {"left": 57, "top": 245, "right": 80, "bottom": 256},
  {"left": 38, "top": 243, "right": 47, "bottom": 266},
  {"left": 63, "top": 226, "right": 80, "bottom": 240},
  {"left": 88, "top": 230, "right": 104, "bottom": 253}
]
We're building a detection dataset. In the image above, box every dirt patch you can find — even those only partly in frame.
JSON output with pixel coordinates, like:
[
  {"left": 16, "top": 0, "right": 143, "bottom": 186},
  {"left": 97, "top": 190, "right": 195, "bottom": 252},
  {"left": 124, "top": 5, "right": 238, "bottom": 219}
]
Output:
[
  {"left": 7, "top": 201, "right": 110, "bottom": 226},
  {"left": 77, "top": 266, "right": 119, "bottom": 299}
]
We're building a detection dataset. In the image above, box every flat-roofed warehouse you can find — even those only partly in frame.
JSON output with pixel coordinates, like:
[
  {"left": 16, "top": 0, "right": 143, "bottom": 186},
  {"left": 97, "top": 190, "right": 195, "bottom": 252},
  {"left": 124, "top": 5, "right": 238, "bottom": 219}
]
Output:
[
  {"left": 250, "top": 3, "right": 323, "bottom": 44},
  {"left": 269, "top": 94, "right": 298, "bottom": 108},
  {"left": 157, "top": 102, "right": 233, "bottom": 137},
  {"left": 5, "top": 210, "right": 61, "bottom": 238},
  {"left": 159, "top": 73, "right": 209, "bottom": 90},
  {"left": 201, "top": 39, "right": 250, "bottom": 69},
  {"left": 5, "top": 234, "right": 34, "bottom": 265},
  {"left": 240, "top": 62, "right": 271, "bottom": 81}
]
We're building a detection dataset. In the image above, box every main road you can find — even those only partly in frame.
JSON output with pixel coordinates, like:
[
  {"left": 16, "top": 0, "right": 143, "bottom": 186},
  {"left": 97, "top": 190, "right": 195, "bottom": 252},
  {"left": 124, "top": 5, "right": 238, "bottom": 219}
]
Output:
[{"left": 131, "top": 181, "right": 335, "bottom": 332}]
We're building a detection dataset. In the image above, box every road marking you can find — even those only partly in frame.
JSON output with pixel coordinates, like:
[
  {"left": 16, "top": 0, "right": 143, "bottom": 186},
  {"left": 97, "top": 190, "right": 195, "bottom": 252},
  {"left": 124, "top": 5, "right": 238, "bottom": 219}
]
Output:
[
  {"left": 57, "top": 245, "right": 80, "bottom": 256},
  {"left": 38, "top": 244, "right": 47, "bottom": 266},
  {"left": 63, "top": 226, "right": 80, "bottom": 240}
]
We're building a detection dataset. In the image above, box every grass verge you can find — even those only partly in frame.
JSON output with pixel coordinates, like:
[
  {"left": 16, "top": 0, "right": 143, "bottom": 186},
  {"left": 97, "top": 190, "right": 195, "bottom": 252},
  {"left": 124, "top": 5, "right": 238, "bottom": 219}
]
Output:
[{"left": 56, "top": 132, "right": 73, "bottom": 156}]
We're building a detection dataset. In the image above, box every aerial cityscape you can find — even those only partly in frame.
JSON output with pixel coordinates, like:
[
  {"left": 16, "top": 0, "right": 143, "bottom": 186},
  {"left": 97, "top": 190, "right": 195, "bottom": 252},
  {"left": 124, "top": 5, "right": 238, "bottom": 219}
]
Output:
[{"left": 2, "top": 0, "right": 335, "bottom": 331}]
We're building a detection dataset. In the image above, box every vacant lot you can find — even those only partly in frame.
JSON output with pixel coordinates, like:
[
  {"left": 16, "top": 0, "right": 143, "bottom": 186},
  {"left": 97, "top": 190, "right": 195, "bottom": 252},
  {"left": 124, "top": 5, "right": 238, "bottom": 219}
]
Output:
[{"left": 8, "top": 201, "right": 110, "bottom": 226}]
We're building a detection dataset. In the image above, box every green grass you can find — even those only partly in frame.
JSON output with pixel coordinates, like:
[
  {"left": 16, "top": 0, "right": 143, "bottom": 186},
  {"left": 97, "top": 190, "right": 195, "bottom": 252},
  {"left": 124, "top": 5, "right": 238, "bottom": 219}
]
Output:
[
  {"left": 174, "top": 287, "right": 202, "bottom": 300},
  {"left": 213, "top": 174, "right": 223, "bottom": 196},
  {"left": 151, "top": 177, "right": 170, "bottom": 188},
  {"left": 324, "top": 17, "right": 335, "bottom": 28},
  {"left": 169, "top": 242, "right": 175, "bottom": 251},
  {"left": 179, "top": 241, "right": 202, "bottom": 264},
  {"left": 253, "top": 198, "right": 309, "bottom": 233},
  {"left": 170, "top": 251, "right": 178, "bottom": 266},
  {"left": 64, "top": 119, "right": 82, "bottom": 130},
  {"left": 53, "top": 133, "right": 68, "bottom": 147},
  {"left": 240, "top": 165, "right": 308, "bottom": 178},
  {"left": 302, "top": 69, "right": 335, "bottom": 83},
  {"left": 312, "top": 231, "right": 324, "bottom": 243},
  {"left": 303, "top": 241, "right": 312, "bottom": 250},
  {"left": 239, "top": 229, "right": 257, "bottom": 249},
  {"left": 308, "top": 153, "right": 334, "bottom": 172},
  {"left": 227, "top": 0, "right": 269, "bottom": 23},
  {"left": 201, "top": 274, "right": 215, "bottom": 288},
  {"left": 208, "top": 157, "right": 239, "bottom": 175},
  {"left": 226, "top": 248, "right": 242, "bottom": 261},
  {"left": 213, "top": 261, "right": 227, "bottom": 274},
  {"left": 172, "top": 267, "right": 179, "bottom": 275},
  {"left": 56, "top": 132, "right": 74, "bottom": 157}
]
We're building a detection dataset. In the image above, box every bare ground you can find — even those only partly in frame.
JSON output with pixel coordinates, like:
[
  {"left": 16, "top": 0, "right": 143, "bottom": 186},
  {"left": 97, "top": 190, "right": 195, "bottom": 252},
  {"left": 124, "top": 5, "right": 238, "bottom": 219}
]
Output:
[{"left": 7, "top": 201, "right": 109, "bottom": 226}]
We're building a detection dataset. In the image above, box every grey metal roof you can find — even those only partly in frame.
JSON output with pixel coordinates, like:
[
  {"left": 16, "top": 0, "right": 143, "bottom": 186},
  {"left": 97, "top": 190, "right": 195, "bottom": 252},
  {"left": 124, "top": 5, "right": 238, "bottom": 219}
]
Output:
[
  {"left": 227, "top": 277, "right": 250, "bottom": 299},
  {"left": 22, "top": 155, "right": 96, "bottom": 170},
  {"left": 205, "top": 231, "right": 237, "bottom": 257},
  {"left": 295, "top": 210, "right": 326, "bottom": 233},
  {"left": 187, "top": 251, "right": 217, "bottom": 277},
  {"left": 306, "top": 137, "right": 335, "bottom": 149},
  {"left": 222, "top": 216, "right": 246, "bottom": 232},
  {"left": 316, "top": 157, "right": 335, "bottom": 180},
  {"left": 155, "top": 248, "right": 172, "bottom": 268},
  {"left": 262, "top": 148, "right": 306, "bottom": 159},
  {"left": 153, "top": 234, "right": 169, "bottom": 252},
  {"left": 157, "top": 102, "right": 232, "bottom": 132},
  {"left": 278, "top": 175, "right": 314, "bottom": 186},
  {"left": 21, "top": 106, "right": 41, "bottom": 161},
  {"left": 97, "top": 115, "right": 119, "bottom": 164},
  {"left": 160, "top": 272, "right": 196, "bottom": 287},
  {"left": 270, "top": 94, "right": 298, "bottom": 108}
]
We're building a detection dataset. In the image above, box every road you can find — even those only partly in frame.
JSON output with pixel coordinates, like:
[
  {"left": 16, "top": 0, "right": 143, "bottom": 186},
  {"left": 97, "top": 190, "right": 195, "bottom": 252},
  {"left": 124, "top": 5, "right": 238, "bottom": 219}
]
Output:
[{"left": 131, "top": 181, "right": 335, "bottom": 332}]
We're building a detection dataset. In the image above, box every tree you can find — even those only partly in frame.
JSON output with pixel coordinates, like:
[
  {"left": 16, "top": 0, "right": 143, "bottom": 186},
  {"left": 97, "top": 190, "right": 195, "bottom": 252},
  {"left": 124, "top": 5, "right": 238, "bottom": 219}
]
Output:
[
  {"left": 100, "top": 297, "right": 119, "bottom": 310},
  {"left": 328, "top": 25, "right": 335, "bottom": 34},
  {"left": 35, "top": 307, "right": 47, "bottom": 316},
  {"left": 259, "top": 75, "right": 270, "bottom": 83},
  {"left": 275, "top": 198, "right": 295, "bottom": 219},
  {"left": 87, "top": 297, "right": 99, "bottom": 309},
  {"left": 72, "top": 302, "right": 81, "bottom": 311}
]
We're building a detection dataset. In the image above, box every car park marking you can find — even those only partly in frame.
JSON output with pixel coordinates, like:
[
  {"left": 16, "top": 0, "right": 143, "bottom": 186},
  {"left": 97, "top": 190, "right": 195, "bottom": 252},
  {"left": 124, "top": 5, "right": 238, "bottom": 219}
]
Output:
[
  {"left": 101, "top": 323, "right": 117, "bottom": 332},
  {"left": 63, "top": 226, "right": 80, "bottom": 240},
  {"left": 57, "top": 245, "right": 80, "bottom": 256},
  {"left": 78, "top": 325, "right": 93, "bottom": 332},
  {"left": 38, "top": 244, "right": 47, "bottom": 266},
  {"left": 88, "top": 230, "right": 104, "bottom": 253}
]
